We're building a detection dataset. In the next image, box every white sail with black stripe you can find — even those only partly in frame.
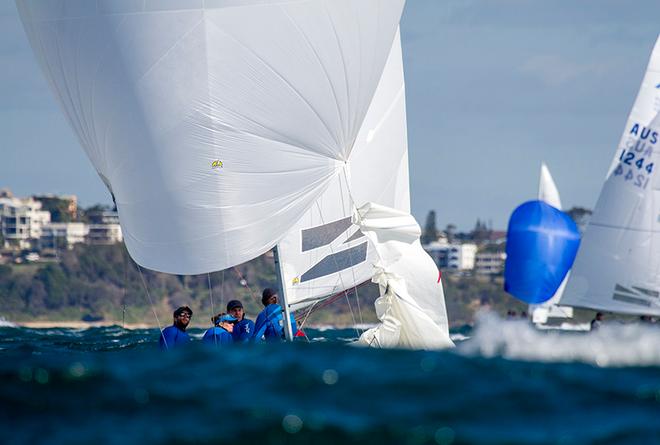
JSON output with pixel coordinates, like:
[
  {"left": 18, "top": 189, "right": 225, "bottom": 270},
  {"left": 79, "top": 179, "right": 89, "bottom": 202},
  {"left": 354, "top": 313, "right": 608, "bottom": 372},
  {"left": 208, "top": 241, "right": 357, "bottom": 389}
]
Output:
[
  {"left": 277, "top": 32, "right": 411, "bottom": 311},
  {"left": 560, "top": 35, "right": 660, "bottom": 316}
]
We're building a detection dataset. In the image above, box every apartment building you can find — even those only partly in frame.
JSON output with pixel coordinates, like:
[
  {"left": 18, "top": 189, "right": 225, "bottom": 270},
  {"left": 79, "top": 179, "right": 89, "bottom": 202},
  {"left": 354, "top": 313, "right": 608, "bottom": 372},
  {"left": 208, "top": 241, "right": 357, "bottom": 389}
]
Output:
[{"left": 0, "top": 197, "right": 51, "bottom": 249}]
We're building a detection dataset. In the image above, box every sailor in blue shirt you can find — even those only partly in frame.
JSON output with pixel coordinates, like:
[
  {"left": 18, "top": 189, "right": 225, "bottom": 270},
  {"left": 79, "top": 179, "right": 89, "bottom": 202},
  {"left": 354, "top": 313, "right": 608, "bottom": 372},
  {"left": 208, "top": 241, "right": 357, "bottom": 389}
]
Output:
[
  {"left": 159, "top": 306, "right": 193, "bottom": 350},
  {"left": 202, "top": 313, "right": 236, "bottom": 346},
  {"left": 253, "top": 288, "right": 297, "bottom": 342},
  {"left": 226, "top": 299, "right": 255, "bottom": 343}
]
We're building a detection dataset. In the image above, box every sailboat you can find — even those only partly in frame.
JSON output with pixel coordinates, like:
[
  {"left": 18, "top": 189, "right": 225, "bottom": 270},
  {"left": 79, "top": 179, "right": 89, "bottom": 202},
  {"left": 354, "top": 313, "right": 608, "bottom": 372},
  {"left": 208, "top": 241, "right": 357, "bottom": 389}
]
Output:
[
  {"left": 528, "top": 163, "right": 576, "bottom": 326},
  {"left": 559, "top": 35, "right": 660, "bottom": 317},
  {"left": 17, "top": 0, "right": 453, "bottom": 349},
  {"left": 503, "top": 166, "right": 581, "bottom": 315}
]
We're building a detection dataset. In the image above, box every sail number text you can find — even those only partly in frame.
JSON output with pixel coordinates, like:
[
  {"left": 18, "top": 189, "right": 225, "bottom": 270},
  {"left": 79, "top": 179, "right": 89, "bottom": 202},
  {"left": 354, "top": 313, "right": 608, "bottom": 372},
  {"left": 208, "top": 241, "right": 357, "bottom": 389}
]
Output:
[{"left": 613, "top": 123, "right": 658, "bottom": 189}]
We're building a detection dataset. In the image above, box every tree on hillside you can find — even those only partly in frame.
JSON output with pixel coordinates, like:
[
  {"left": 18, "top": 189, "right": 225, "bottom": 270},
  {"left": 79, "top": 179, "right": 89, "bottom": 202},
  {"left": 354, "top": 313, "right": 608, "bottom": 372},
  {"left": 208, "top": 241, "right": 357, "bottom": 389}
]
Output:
[
  {"left": 566, "top": 207, "right": 592, "bottom": 234},
  {"left": 421, "top": 210, "right": 438, "bottom": 245}
]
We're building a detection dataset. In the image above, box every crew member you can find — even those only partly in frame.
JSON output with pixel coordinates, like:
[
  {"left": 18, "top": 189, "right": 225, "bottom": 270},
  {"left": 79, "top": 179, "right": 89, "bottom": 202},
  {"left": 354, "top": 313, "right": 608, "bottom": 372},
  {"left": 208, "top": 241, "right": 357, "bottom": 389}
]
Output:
[
  {"left": 226, "top": 299, "right": 255, "bottom": 343},
  {"left": 590, "top": 312, "right": 604, "bottom": 331},
  {"left": 159, "top": 306, "right": 193, "bottom": 350},
  {"left": 202, "top": 313, "right": 236, "bottom": 346},
  {"left": 253, "top": 288, "right": 297, "bottom": 342}
]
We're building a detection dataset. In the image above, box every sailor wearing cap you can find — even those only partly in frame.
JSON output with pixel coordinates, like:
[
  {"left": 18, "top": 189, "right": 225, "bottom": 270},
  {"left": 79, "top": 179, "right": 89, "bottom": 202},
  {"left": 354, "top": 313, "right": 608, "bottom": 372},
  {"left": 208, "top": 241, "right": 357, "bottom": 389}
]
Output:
[
  {"left": 202, "top": 313, "right": 236, "bottom": 346},
  {"left": 159, "top": 306, "right": 193, "bottom": 350},
  {"left": 253, "top": 288, "right": 297, "bottom": 342},
  {"left": 226, "top": 299, "right": 255, "bottom": 343}
]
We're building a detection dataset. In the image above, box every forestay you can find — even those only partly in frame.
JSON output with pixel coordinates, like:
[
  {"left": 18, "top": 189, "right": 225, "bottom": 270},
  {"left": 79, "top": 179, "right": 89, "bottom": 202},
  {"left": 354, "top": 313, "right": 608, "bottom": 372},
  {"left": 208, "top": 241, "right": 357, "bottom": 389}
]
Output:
[
  {"left": 17, "top": 0, "right": 405, "bottom": 275},
  {"left": 277, "top": 32, "right": 410, "bottom": 311},
  {"left": 560, "top": 35, "right": 660, "bottom": 315}
]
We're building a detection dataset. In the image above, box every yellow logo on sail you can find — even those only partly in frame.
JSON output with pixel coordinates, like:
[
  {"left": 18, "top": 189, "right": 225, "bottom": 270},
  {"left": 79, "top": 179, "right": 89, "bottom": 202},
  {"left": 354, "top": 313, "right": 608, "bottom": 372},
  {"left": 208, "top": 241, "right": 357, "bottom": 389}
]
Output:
[
  {"left": 292, "top": 277, "right": 300, "bottom": 285},
  {"left": 211, "top": 160, "right": 223, "bottom": 169}
]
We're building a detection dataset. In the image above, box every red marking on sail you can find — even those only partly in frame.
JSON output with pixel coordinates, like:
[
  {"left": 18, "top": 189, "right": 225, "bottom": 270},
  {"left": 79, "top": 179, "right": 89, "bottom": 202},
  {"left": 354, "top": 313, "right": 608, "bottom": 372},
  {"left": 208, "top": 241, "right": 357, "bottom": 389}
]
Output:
[{"left": 437, "top": 269, "right": 442, "bottom": 283}]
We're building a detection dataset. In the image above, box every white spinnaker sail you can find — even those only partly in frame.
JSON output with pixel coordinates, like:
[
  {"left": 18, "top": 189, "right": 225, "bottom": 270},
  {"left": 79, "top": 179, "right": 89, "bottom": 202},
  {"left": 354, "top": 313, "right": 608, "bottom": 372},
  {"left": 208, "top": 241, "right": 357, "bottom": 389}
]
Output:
[
  {"left": 560, "top": 35, "right": 660, "bottom": 316},
  {"left": 17, "top": 0, "right": 405, "bottom": 275},
  {"left": 354, "top": 203, "right": 454, "bottom": 350},
  {"left": 278, "top": 32, "right": 410, "bottom": 311},
  {"left": 529, "top": 163, "right": 574, "bottom": 323}
]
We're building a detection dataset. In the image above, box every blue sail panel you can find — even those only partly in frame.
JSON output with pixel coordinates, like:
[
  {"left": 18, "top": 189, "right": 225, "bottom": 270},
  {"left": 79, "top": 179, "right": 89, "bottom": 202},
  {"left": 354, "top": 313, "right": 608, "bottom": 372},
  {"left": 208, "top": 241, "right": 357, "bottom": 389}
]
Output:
[{"left": 504, "top": 200, "right": 580, "bottom": 304}]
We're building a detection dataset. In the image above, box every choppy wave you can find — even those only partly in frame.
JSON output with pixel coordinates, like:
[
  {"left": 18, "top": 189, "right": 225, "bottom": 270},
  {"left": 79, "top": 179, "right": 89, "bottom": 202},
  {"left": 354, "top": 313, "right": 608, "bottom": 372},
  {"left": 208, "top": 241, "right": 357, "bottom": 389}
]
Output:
[
  {"left": 1, "top": 323, "right": 660, "bottom": 444},
  {"left": 460, "top": 311, "right": 660, "bottom": 367}
]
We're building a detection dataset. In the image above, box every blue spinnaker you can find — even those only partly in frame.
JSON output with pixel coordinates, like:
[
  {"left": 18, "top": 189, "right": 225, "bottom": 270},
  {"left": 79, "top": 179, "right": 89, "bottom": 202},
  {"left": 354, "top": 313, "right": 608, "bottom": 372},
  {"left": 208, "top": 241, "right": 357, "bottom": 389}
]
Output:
[{"left": 504, "top": 200, "right": 580, "bottom": 304}]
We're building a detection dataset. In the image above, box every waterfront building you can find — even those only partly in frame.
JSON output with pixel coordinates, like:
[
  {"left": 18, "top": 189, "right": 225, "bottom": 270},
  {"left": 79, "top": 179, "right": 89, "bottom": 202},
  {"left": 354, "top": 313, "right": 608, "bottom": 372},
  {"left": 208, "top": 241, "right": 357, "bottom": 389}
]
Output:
[
  {"left": 0, "top": 197, "right": 51, "bottom": 249},
  {"left": 475, "top": 251, "right": 507, "bottom": 275},
  {"left": 424, "top": 241, "right": 478, "bottom": 271},
  {"left": 87, "top": 223, "right": 123, "bottom": 244},
  {"left": 40, "top": 222, "right": 88, "bottom": 250}
]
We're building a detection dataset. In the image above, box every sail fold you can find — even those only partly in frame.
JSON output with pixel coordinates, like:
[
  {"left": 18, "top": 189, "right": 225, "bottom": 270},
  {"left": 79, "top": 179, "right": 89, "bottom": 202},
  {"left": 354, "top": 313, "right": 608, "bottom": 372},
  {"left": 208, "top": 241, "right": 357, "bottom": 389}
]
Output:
[{"left": 354, "top": 203, "right": 454, "bottom": 350}]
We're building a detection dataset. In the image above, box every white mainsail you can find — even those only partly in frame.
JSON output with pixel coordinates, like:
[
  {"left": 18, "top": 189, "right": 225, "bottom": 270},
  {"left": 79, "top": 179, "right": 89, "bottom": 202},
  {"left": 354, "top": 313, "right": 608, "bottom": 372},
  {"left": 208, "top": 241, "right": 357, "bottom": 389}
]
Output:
[
  {"left": 560, "top": 35, "right": 660, "bottom": 316},
  {"left": 529, "top": 163, "right": 574, "bottom": 324}
]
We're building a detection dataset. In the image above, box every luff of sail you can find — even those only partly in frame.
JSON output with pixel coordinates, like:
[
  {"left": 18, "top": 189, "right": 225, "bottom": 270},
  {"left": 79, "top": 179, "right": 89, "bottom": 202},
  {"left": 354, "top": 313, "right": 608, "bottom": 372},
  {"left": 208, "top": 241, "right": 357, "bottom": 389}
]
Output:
[
  {"left": 278, "top": 31, "right": 410, "bottom": 311},
  {"left": 560, "top": 35, "right": 660, "bottom": 316},
  {"left": 17, "top": 0, "right": 406, "bottom": 275}
]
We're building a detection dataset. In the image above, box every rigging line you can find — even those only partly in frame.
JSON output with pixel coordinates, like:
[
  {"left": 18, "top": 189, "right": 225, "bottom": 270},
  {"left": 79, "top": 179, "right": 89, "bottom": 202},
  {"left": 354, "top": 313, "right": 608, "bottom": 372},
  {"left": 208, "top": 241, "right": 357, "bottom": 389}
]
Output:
[
  {"left": 122, "top": 245, "right": 128, "bottom": 329},
  {"left": 314, "top": 200, "right": 361, "bottom": 340},
  {"left": 339, "top": 168, "right": 364, "bottom": 330},
  {"left": 233, "top": 267, "right": 260, "bottom": 304},
  {"left": 136, "top": 264, "right": 167, "bottom": 350},
  {"left": 208, "top": 273, "right": 217, "bottom": 347}
]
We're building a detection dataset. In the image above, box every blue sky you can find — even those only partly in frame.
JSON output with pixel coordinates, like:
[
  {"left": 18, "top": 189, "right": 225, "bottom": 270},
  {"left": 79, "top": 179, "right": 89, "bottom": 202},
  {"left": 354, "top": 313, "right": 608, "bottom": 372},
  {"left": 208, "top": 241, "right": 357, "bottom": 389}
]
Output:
[{"left": 1, "top": 1, "right": 659, "bottom": 230}]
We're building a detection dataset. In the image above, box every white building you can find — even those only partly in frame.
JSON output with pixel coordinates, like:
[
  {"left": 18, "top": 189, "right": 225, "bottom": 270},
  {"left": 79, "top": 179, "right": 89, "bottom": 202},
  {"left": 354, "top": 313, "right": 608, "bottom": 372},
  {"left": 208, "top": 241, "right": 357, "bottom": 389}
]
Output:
[
  {"left": 87, "top": 224, "right": 123, "bottom": 244},
  {"left": 424, "top": 241, "right": 478, "bottom": 271},
  {"left": 475, "top": 251, "right": 507, "bottom": 275},
  {"left": 0, "top": 197, "right": 51, "bottom": 249},
  {"left": 40, "top": 222, "right": 88, "bottom": 250}
]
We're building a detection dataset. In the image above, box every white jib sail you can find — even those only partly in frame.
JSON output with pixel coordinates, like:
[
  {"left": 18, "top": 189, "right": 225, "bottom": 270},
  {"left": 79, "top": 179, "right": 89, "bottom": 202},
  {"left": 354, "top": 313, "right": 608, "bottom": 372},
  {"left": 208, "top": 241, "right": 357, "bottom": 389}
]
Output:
[
  {"left": 529, "top": 163, "right": 574, "bottom": 323},
  {"left": 278, "top": 31, "right": 410, "bottom": 312},
  {"left": 560, "top": 35, "right": 660, "bottom": 316},
  {"left": 354, "top": 203, "right": 454, "bottom": 350},
  {"left": 17, "top": 0, "right": 405, "bottom": 275}
]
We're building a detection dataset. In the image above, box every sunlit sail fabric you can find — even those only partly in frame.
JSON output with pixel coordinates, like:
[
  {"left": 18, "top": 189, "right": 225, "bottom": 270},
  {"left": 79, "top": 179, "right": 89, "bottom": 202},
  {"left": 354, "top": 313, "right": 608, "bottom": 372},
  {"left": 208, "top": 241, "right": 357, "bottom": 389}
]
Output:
[
  {"left": 560, "top": 36, "right": 660, "bottom": 316},
  {"left": 17, "top": 0, "right": 405, "bottom": 274},
  {"left": 354, "top": 203, "right": 453, "bottom": 350},
  {"left": 278, "top": 33, "right": 410, "bottom": 311}
]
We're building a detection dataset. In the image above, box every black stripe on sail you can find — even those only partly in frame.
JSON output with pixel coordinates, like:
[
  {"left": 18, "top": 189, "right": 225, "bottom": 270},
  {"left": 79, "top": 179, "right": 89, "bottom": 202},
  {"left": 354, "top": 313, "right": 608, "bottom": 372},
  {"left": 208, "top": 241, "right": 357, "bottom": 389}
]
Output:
[
  {"left": 300, "top": 242, "right": 368, "bottom": 283},
  {"left": 614, "top": 284, "right": 636, "bottom": 296},
  {"left": 632, "top": 286, "right": 660, "bottom": 298},
  {"left": 301, "top": 217, "right": 352, "bottom": 252},
  {"left": 612, "top": 294, "right": 651, "bottom": 307},
  {"left": 343, "top": 230, "right": 365, "bottom": 244}
]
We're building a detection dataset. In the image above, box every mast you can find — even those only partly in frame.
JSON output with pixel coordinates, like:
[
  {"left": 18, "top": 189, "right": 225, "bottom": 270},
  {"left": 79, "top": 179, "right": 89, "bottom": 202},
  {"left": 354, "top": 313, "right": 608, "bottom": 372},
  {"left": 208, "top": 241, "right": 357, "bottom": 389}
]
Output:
[{"left": 273, "top": 245, "right": 294, "bottom": 341}]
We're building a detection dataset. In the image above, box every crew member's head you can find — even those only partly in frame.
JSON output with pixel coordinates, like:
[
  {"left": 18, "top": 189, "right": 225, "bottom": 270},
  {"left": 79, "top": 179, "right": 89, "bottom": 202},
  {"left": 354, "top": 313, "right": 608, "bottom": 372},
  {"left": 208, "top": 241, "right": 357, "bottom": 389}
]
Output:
[
  {"left": 212, "top": 313, "right": 237, "bottom": 333},
  {"left": 262, "top": 288, "right": 278, "bottom": 307},
  {"left": 595, "top": 312, "right": 603, "bottom": 321},
  {"left": 227, "top": 300, "right": 244, "bottom": 321},
  {"left": 173, "top": 306, "right": 193, "bottom": 330}
]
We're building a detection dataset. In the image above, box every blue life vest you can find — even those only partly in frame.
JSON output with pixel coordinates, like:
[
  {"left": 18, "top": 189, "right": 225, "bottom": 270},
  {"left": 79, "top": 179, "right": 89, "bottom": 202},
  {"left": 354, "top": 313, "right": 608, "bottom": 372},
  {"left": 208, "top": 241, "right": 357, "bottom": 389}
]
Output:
[
  {"left": 253, "top": 304, "right": 297, "bottom": 342},
  {"left": 159, "top": 325, "right": 190, "bottom": 350},
  {"left": 232, "top": 318, "right": 255, "bottom": 343},
  {"left": 202, "top": 326, "right": 233, "bottom": 346}
]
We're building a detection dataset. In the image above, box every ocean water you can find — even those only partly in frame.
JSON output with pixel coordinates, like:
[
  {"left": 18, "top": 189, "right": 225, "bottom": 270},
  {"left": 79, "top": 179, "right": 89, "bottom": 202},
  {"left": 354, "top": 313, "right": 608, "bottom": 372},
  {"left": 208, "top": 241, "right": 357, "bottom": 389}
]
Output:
[{"left": 1, "top": 314, "right": 660, "bottom": 445}]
